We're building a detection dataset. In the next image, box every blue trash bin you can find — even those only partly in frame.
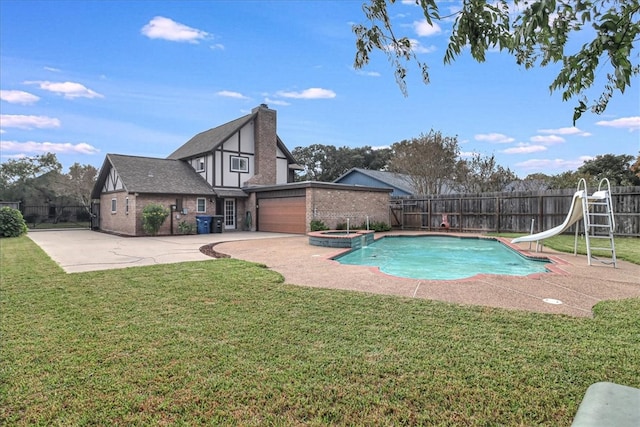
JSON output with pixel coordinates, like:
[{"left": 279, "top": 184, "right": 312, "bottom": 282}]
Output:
[{"left": 196, "top": 215, "right": 212, "bottom": 234}]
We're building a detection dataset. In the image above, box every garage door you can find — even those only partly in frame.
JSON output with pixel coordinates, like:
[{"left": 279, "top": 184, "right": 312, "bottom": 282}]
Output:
[{"left": 258, "top": 197, "right": 306, "bottom": 234}]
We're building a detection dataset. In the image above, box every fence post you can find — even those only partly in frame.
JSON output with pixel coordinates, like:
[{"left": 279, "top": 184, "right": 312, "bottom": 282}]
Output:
[{"left": 496, "top": 196, "right": 500, "bottom": 233}]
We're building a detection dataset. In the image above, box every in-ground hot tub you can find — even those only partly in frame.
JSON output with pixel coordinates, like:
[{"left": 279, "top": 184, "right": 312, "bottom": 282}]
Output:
[{"left": 308, "top": 230, "right": 375, "bottom": 249}]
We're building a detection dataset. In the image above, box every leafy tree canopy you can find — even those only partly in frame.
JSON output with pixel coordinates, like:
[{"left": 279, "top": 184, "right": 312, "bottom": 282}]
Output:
[
  {"left": 354, "top": 0, "right": 640, "bottom": 123},
  {"left": 388, "top": 130, "right": 460, "bottom": 195},
  {"left": 292, "top": 144, "right": 392, "bottom": 182},
  {"left": 577, "top": 153, "right": 640, "bottom": 185}
]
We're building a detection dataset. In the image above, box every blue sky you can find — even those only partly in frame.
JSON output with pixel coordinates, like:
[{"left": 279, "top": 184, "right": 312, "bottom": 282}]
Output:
[{"left": 1, "top": 0, "right": 638, "bottom": 178}]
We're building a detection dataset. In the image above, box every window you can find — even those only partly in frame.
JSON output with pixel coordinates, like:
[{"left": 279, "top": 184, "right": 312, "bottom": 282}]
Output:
[
  {"left": 125, "top": 197, "right": 129, "bottom": 215},
  {"left": 196, "top": 157, "right": 205, "bottom": 172},
  {"left": 230, "top": 156, "right": 249, "bottom": 173},
  {"left": 196, "top": 198, "right": 206, "bottom": 213},
  {"left": 111, "top": 198, "right": 117, "bottom": 213}
]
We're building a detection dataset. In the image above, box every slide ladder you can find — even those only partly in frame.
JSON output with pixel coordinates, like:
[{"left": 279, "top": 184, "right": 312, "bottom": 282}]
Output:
[{"left": 575, "top": 178, "right": 617, "bottom": 267}]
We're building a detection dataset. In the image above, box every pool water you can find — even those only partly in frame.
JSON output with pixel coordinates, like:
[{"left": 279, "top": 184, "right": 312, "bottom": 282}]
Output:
[{"left": 334, "top": 236, "right": 550, "bottom": 280}]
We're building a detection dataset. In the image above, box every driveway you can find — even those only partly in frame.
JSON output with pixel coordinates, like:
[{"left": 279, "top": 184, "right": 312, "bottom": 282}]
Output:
[{"left": 27, "top": 229, "right": 298, "bottom": 273}]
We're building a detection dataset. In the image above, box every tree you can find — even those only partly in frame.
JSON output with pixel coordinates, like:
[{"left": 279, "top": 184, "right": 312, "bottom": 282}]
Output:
[
  {"left": 388, "top": 130, "right": 460, "bottom": 195},
  {"left": 631, "top": 152, "right": 640, "bottom": 179},
  {"left": 292, "top": 144, "right": 392, "bottom": 182},
  {"left": 577, "top": 153, "right": 640, "bottom": 186},
  {"left": 353, "top": 0, "right": 640, "bottom": 123},
  {"left": 519, "top": 173, "right": 552, "bottom": 191},
  {"left": 50, "top": 163, "right": 99, "bottom": 212},
  {"left": 547, "top": 170, "right": 596, "bottom": 189},
  {"left": 456, "top": 153, "right": 518, "bottom": 193},
  {"left": 0, "top": 153, "right": 62, "bottom": 203}
]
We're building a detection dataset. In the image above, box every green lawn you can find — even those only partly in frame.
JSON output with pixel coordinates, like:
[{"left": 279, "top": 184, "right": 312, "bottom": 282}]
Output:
[
  {"left": 496, "top": 233, "right": 640, "bottom": 265},
  {"left": 1, "top": 236, "right": 639, "bottom": 426}
]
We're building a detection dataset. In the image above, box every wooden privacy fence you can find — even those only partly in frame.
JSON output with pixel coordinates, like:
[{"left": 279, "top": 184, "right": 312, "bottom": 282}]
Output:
[{"left": 390, "top": 186, "right": 640, "bottom": 237}]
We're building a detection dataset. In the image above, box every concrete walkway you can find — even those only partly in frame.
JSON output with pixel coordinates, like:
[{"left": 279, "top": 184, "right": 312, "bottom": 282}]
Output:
[{"left": 27, "top": 229, "right": 298, "bottom": 273}]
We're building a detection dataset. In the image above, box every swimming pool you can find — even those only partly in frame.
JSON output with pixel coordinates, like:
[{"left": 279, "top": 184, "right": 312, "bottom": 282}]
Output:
[{"left": 334, "top": 235, "right": 550, "bottom": 280}]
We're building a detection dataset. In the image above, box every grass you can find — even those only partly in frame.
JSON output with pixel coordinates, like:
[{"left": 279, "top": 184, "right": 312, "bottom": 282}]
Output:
[
  {"left": 495, "top": 233, "right": 640, "bottom": 265},
  {"left": 2, "top": 236, "right": 639, "bottom": 426}
]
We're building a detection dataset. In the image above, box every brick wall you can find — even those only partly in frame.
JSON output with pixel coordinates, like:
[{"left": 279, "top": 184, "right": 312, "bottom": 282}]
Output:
[
  {"left": 245, "top": 104, "right": 277, "bottom": 186},
  {"left": 306, "top": 187, "right": 389, "bottom": 231},
  {"left": 99, "top": 193, "right": 217, "bottom": 236}
]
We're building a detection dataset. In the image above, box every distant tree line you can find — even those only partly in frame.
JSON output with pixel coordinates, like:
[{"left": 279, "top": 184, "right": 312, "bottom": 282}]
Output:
[
  {"left": 0, "top": 153, "right": 98, "bottom": 212},
  {"left": 293, "top": 132, "right": 640, "bottom": 195}
]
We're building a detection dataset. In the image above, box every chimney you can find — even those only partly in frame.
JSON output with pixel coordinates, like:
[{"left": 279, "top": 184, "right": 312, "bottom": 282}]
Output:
[{"left": 246, "top": 104, "right": 277, "bottom": 185}]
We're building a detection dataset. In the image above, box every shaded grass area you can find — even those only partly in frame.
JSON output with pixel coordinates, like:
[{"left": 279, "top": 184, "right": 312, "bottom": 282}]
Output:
[
  {"left": 2, "top": 237, "right": 639, "bottom": 425},
  {"left": 497, "top": 233, "right": 640, "bottom": 265}
]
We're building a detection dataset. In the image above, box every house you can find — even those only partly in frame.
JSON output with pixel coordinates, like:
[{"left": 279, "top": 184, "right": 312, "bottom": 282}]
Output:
[
  {"left": 92, "top": 104, "right": 391, "bottom": 236},
  {"left": 334, "top": 168, "right": 416, "bottom": 196}
]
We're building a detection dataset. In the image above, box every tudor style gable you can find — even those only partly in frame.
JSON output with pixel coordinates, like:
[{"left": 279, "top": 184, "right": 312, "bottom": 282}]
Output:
[{"left": 167, "top": 104, "right": 300, "bottom": 189}]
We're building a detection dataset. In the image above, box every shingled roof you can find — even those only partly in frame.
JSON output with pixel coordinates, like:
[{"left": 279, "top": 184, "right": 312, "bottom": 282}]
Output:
[
  {"left": 166, "top": 113, "right": 255, "bottom": 160},
  {"left": 334, "top": 168, "right": 416, "bottom": 195},
  {"left": 91, "top": 154, "right": 215, "bottom": 199}
]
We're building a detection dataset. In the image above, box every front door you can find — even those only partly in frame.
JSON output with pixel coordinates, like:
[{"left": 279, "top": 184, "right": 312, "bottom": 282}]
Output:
[{"left": 224, "top": 198, "right": 236, "bottom": 230}]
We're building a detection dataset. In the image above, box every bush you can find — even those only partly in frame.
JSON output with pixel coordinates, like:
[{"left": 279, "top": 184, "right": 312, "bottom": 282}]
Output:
[
  {"left": 0, "top": 207, "right": 28, "bottom": 238},
  {"left": 142, "top": 204, "right": 170, "bottom": 236},
  {"left": 178, "top": 220, "right": 195, "bottom": 235},
  {"left": 310, "top": 219, "right": 329, "bottom": 231},
  {"left": 368, "top": 221, "right": 391, "bottom": 232}
]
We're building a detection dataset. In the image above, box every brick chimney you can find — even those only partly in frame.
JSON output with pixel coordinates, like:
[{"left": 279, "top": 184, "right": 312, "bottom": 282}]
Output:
[{"left": 246, "top": 104, "right": 277, "bottom": 185}]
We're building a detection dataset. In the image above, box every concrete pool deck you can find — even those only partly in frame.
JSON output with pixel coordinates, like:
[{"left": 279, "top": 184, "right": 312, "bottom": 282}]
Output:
[
  {"left": 213, "top": 232, "right": 640, "bottom": 318},
  {"left": 27, "top": 230, "right": 640, "bottom": 318}
]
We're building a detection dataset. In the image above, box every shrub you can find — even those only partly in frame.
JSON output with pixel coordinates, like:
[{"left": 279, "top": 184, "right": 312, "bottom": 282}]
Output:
[
  {"left": 142, "top": 204, "right": 170, "bottom": 236},
  {"left": 178, "top": 220, "right": 195, "bottom": 235},
  {"left": 369, "top": 221, "right": 391, "bottom": 232},
  {"left": 310, "top": 219, "right": 329, "bottom": 231},
  {"left": 0, "top": 207, "right": 28, "bottom": 238}
]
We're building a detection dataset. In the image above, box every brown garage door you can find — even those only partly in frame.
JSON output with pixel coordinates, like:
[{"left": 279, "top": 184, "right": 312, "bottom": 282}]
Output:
[{"left": 258, "top": 197, "right": 306, "bottom": 234}]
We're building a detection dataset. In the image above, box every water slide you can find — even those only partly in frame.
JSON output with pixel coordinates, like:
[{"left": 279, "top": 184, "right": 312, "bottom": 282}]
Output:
[{"left": 511, "top": 190, "right": 586, "bottom": 244}]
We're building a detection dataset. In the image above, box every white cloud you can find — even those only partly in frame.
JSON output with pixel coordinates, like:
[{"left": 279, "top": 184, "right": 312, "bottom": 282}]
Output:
[
  {"left": 515, "top": 157, "right": 591, "bottom": 171},
  {"left": 595, "top": 116, "right": 640, "bottom": 131},
  {"left": 141, "top": 16, "right": 209, "bottom": 43},
  {"left": 474, "top": 133, "right": 515, "bottom": 143},
  {"left": 409, "top": 39, "right": 437, "bottom": 54},
  {"left": 413, "top": 19, "right": 442, "bottom": 37},
  {"left": 216, "top": 90, "right": 248, "bottom": 99},
  {"left": 264, "top": 98, "right": 290, "bottom": 106},
  {"left": 0, "top": 114, "right": 61, "bottom": 129},
  {"left": 537, "top": 126, "right": 591, "bottom": 136},
  {"left": 25, "top": 80, "right": 103, "bottom": 99},
  {"left": 530, "top": 134, "right": 565, "bottom": 144},
  {"left": 1, "top": 140, "right": 100, "bottom": 155},
  {"left": 276, "top": 88, "right": 336, "bottom": 99},
  {"left": 501, "top": 144, "right": 547, "bottom": 154},
  {"left": 43, "top": 66, "right": 62, "bottom": 73},
  {"left": 0, "top": 90, "right": 40, "bottom": 105},
  {"left": 210, "top": 43, "right": 225, "bottom": 50}
]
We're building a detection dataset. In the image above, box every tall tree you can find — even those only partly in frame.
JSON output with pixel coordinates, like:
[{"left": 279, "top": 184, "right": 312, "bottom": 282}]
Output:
[
  {"left": 50, "top": 163, "right": 99, "bottom": 211},
  {"left": 631, "top": 152, "right": 640, "bottom": 179},
  {"left": 456, "top": 153, "right": 518, "bottom": 193},
  {"left": 388, "top": 130, "right": 460, "bottom": 195},
  {"left": 292, "top": 144, "right": 392, "bottom": 182},
  {"left": 0, "top": 153, "right": 62, "bottom": 203},
  {"left": 354, "top": 0, "right": 640, "bottom": 122},
  {"left": 577, "top": 153, "right": 640, "bottom": 186}
]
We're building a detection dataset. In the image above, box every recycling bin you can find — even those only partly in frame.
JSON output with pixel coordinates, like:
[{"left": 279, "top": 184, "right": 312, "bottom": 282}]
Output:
[
  {"left": 211, "top": 215, "right": 224, "bottom": 233},
  {"left": 196, "top": 215, "right": 212, "bottom": 234}
]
